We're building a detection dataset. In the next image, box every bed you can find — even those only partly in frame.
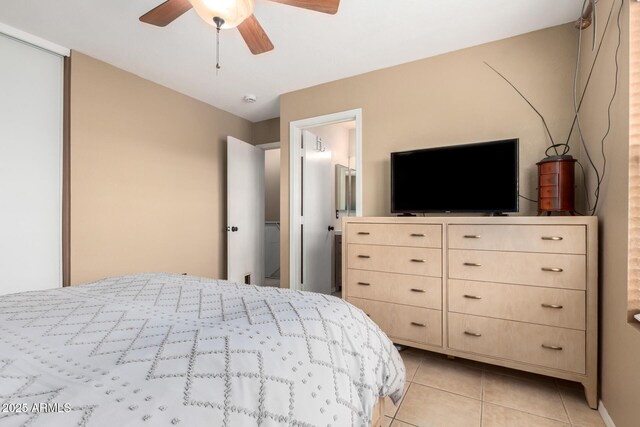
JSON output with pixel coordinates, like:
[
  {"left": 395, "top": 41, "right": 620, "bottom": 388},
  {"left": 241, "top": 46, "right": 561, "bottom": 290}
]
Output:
[{"left": 0, "top": 273, "right": 404, "bottom": 426}]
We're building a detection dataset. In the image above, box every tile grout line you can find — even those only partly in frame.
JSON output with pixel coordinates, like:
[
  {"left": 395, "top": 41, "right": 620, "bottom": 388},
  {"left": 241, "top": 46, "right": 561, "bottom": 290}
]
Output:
[
  {"left": 557, "top": 379, "right": 576, "bottom": 426},
  {"left": 394, "top": 356, "right": 421, "bottom": 425},
  {"left": 484, "top": 401, "right": 574, "bottom": 426},
  {"left": 480, "top": 368, "right": 485, "bottom": 427},
  {"left": 399, "top": 351, "right": 600, "bottom": 427},
  {"left": 480, "top": 365, "right": 573, "bottom": 424},
  {"left": 409, "top": 379, "right": 483, "bottom": 402},
  {"left": 393, "top": 379, "right": 413, "bottom": 425},
  {"left": 481, "top": 398, "right": 574, "bottom": 424}
]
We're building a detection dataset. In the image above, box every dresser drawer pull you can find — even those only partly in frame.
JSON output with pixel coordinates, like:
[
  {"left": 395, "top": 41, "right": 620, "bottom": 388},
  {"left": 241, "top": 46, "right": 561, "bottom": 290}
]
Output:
[
  {"left": 541, "top": 236, "right": 563, "bottom": 241},
  {"left": 541, "top": 267, "right": 563, "bottom": 272},
  {"left": 357, "top": 232, "right": 370, "bottom": 235},
  {"left": 357, "top": 282, "right": 371, "bottom": 286},
  {"left": 358, "top": 255, "right": 371, "bottom": 259},
  {"left": 411, "top": 259, "right": 426, "bottom": 263},
  {"left": 410, "top": 322, "right": 426, "bottom": 327},
  {"left": 410, "top": 288, "right": 426, "bottom": 293},
  {"left": 541, "top": 303, "right": 563, "bottom": 309},
  {"left": 463, "top": 235, "right": 481, "bottom": 239},
  {"left": 464, "top": 331, "right": 482, "bottom": 337},
  {"left": 410, "top": 233, "right": 425, "bottom": 237},
  {"left": 463, "top": 262, "right": 482, "bottom": 267},
  {"left": 541, "top": 344, "right": 563, "bottom": 351},
  {"left": 463, "top": 294, "right": 482, "bottom": 300}
]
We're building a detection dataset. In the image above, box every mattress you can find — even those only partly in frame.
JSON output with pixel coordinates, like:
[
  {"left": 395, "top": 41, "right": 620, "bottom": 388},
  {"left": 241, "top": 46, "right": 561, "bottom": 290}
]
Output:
[{"left": 0, "top": 273, "right": 404, "bottom": 426}]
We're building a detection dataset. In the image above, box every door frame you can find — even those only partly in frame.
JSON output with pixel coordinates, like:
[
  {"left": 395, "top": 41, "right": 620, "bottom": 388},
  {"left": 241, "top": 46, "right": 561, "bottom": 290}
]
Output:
[{"left": 289, "top": 108, "right": 363, "bottom": 292}]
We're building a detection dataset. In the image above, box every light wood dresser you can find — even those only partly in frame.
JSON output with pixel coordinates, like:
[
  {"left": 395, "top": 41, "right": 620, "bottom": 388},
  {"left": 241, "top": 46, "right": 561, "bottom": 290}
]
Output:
[{"left": 342, "top": 216, "right": 598, "bottom": 408}]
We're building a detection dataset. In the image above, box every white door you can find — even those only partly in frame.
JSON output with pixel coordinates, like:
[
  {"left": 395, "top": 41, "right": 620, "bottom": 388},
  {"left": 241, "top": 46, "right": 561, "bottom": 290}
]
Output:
[
  {"left": 302, "top": 130, "right": 333, "bottom": 294},
  {"left": 227, "top": 136, "right": 264, "bottom": 284},
  {"left": 0, "top": 34, "right": 64, "bottom": 295}
]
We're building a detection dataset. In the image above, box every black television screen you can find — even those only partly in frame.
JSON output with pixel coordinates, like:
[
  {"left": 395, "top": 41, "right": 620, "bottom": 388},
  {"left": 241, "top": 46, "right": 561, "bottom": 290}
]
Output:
[{"left": 391, "top": 139, "right": 519, "bottom": 213}]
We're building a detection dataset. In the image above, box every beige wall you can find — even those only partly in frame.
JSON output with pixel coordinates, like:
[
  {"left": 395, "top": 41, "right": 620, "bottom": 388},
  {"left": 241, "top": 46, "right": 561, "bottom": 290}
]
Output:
[
  {"left": 253, "top": 118, "right": 281, "bottom": 221},
  {"left": 70, "top": 52, "right": 252, "bottom": 284},
  {"left": 629, "top": 3, "right": 640, "bottom": 321},
  {"left": 264, "top": 148, "right": 280, "bottom": 222},
  {"left": 279, "top": 23, "right": 580, "bottom": 289},
  {"left": 252, "top": 117, "right": 280, "bottom": 145},
  {"left": 578, "top": 1, "right": 640, "bottom": 426}
]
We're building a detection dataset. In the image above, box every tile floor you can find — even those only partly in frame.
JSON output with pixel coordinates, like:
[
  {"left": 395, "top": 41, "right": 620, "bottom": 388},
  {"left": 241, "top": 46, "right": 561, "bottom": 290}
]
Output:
[{"left": 384, "top": 348, "right": 605, "bottom": 427}]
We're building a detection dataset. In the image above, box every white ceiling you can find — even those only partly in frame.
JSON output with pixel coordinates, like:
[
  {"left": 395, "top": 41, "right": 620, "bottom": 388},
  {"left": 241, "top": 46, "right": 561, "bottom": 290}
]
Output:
[{"left": 0, "top": 0, "right": 584, "bottom": 122}]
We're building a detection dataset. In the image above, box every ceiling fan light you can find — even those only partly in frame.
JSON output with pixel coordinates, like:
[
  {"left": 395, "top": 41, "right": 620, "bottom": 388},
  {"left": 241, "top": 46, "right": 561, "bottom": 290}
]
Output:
[{"left": 189, "top": 0, "right": 254, "bottom": 28}]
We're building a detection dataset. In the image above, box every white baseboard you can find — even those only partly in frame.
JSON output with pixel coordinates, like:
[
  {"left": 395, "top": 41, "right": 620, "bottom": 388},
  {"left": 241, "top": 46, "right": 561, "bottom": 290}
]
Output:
[{"left": 599, "top": 400, "right": 616, "bottom": 427}]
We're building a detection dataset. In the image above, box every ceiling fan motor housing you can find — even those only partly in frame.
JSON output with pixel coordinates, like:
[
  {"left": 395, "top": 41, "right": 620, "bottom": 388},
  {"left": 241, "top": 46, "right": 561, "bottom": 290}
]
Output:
[
  {"left": 189, "top": 0, "right": 254, "bottom": 29},
  {"left": 139, "top": 0, "right": 341, "bottom": 55}
]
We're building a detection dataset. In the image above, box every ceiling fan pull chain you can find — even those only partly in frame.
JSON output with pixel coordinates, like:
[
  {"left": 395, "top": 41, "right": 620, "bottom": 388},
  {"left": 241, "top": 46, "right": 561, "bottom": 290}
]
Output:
[
  {"left": 213, "top": 16, "right": 225, "bottom": 74},
  {"left": 215, "top": 27, "right": 220, "bottom": 74}
]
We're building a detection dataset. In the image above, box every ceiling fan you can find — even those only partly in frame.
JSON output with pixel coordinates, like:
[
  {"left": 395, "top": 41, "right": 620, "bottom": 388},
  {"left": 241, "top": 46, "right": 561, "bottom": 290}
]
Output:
[{"left": 139, "top": 0, "right": 340, "bottom": 55}]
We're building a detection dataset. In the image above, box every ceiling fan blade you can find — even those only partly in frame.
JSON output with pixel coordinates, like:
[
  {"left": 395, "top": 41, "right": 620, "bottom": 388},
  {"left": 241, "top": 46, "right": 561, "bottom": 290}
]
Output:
[
  {"left": 139, "top": 0, "right": 193, "bottom": 27},
  {"left": 237, "top": 15, "right": 274, "bottom": 55},
  {"left": 268, "top": 0, "right": 340, "bottom": 15}
]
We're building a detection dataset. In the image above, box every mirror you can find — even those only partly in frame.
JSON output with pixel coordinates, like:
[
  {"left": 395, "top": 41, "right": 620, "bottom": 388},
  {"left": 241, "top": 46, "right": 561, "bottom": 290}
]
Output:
[{"left": 336, "top": 164, "right": 356, "bottom": 213}]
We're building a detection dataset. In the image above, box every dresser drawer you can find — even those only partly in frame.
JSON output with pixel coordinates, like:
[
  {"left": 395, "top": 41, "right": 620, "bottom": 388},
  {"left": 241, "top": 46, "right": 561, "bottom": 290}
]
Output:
[
  {"left": 349, "top": 298, "right": 442, "bottom": 346},
  {"left": 449, "top": 280, "right": 585, "bottom": 330},
  {"left": 347, "top": 223, "right": 442, "bottom": 248},
  {"left": 349, "top": 244, "right": 442, "bottom": 277},
  {"left": 539, "top": 187, "right": 556, "bottom": 198},
  {"left": 448, "top": 313, "right": 585, "bottom": 373},
  {"left": 347, "top": 269, "right": 442, "bottom": 310},
  {"left": 391, "top": 304, "right": 442, "bottom": 346},
  {"left": 540, "top": 198, "right": 559, "bottom": 210},
  {"left": 449, "top": 249, "right": 586, "bottom": 290},
  {"left": 347, "top": 297, "right": 389, "bottom": 330},
  {"left": 449, "top": 225, "right": 586, "bottom": 254}
]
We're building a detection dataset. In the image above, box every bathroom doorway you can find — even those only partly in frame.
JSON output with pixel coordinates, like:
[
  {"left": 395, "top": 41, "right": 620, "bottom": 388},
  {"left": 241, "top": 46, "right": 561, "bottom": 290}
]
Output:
[{"left": 289, "top": 109, "right": 363, "bottom": 294}]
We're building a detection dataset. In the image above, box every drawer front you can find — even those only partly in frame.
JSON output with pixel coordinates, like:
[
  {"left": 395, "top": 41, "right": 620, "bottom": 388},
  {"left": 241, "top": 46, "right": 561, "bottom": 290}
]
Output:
[
  {"left": 539, "top": 162, "right": 559, "bottom": 174},
  {"left": 449, "top": 280, "right": 585, "bottom": 330},
  {"left": 391, "top": 305, "right": 442, "bottom": 346},
  {"left": 449, "top": 249, "right": 586, "bottom": 290},
  {"left": 539, "top": 187, "right": 556, "bottom": 198},
  {"left": 347, "top": 269, "right": 442, "bottom": 310},
  {"left": 349, "top": 244, "right": 442, "bottom": 277},
  {"left": 349, "top": 298, "right": 442, "bottom": 346},
  {"left": 540, "top": 198, "right": 558, "bottom": 210},
  {"left": 540, "top": 174, "right": 558, "bottom": 186},
  {"left": 347, "top": 297, "right": 389, "bottom": 330},
  {"left": 448, "top": 313, "right": 585, "bottom": 373},
  {"left": 347, "top": 223, "right": 442, "bottom": 248},
  {"left": 448, "top": 225, "right": 586, "bottom": 254}
]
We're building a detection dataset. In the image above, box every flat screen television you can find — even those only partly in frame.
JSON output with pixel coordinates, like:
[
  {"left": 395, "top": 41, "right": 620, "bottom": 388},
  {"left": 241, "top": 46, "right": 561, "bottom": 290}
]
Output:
[{"left": 390, "top": 139, "right": 519, "bottom": 214}]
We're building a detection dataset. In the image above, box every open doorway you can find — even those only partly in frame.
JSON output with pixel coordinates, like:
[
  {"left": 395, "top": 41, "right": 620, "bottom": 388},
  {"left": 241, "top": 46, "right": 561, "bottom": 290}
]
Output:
[
  {"left": 226, "top": 138, "right": 280, "bottom": 288},
  {"left": 289, "top": 109, "right": 363, "bottom": 294},
  {"left": 259, "top": 142, "right": 281, "bottom": 287}
]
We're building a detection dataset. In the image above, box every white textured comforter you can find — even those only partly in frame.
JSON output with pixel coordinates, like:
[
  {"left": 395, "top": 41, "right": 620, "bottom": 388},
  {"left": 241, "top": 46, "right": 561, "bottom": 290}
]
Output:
[{"left": 0, "top": 273, "right": 404, "bottom": 426}]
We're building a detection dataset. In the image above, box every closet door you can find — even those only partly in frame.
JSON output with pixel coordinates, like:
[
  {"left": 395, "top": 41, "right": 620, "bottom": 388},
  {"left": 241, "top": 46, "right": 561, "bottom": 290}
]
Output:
[{"left": 0, "top": 34, "right": 64, "bottom": 295}]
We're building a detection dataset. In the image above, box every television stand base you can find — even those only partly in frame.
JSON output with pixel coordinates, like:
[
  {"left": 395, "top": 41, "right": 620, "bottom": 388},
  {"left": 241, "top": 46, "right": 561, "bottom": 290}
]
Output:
[
  {"left": 397, "top": 213, "right": 417, "bottom": 217},
  {"left": 489, "top": 212, "right": 509, "bottom": 217}
]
